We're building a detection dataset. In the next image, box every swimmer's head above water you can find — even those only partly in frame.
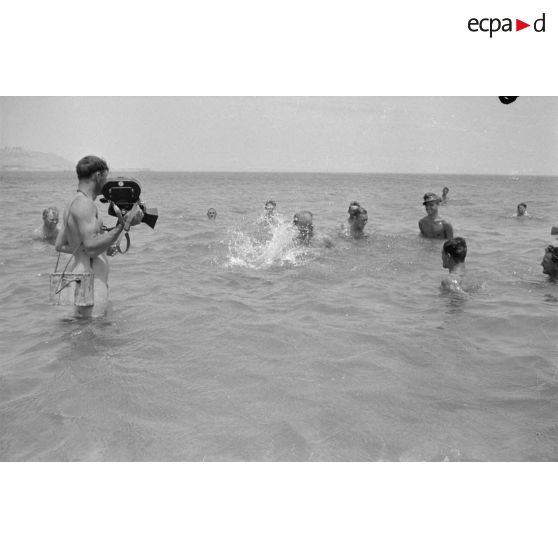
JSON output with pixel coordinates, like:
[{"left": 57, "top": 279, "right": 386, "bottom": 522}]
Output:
[
  {"left": 350, "top": 207, "right": 368, "bottom": 235},
  {"left": 541, "top": 245, "right": 558, "bottom": 280},
  {"left": 423, "top": 192, "right": 441, "bottom": 215},
  {"left": 348, "top": 201, "right": 361, "bottom": 221},
  {"left": 442, "top": 237, "right": 467, "bottom": 271},
  {"left": 516, "top": 203, "right": 527, "bottom": 216},
  {"left": 207, "top": 208, "right": 217, "bottom": 219},
  {"left": 42, "top": 207, "right": 59, "bottom": 230},
  {"left": 293, "top": 211, "right": 314, "bottom": 244},
  {"left": 34, "top": 206, "right": 60, "bottom": 243},
  {"left": 264, "top": 200, "right": 276, "bottom": 214}
]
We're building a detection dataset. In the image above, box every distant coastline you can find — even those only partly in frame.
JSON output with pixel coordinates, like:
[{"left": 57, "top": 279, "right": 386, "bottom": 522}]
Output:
[
  {"left": 0, "top": 147, "right": 73, "bottom": 171},
  {"left": 0, "top": 148, "right": 553, "bottom": 176}
]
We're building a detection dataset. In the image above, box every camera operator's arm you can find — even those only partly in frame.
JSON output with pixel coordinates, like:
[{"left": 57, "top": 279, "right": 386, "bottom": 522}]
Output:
[
  {"left": 70, "top": 198, "right": 127, "bottom": 258},
  {"left": 54, "top": 225, "right": 73, "bottom": 254},
  {"left": 111, "top": 202, "right": 144, "bottom": 230},
  {"left": 106, "top": 203, "right": 143, "bottom": 256}
]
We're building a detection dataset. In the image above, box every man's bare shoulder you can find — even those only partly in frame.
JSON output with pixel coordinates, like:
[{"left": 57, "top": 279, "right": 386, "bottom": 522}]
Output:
[
  {"left": 67, "top": 195, "right": 96, "bottom": 220},
  {"left": 70, "top": 195, "right": 95, "bottom": 210},
  {"left": 441, "top": 276, "right": 466, "bottom": 293},
  {"left": 443, "top": 220, "right": 454, "bottom": 238},
  {"left": 441, "top": 274, "right": 482, "bottom": 294}
]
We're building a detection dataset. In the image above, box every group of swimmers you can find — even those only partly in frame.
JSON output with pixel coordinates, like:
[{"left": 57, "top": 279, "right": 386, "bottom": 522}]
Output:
[
  {"left": 202, "top": 186, "right": 558, "bottom": 288},
  {"left": 205, "top": 201, "right": 277, "bottom": 221},
  {"left": 33, "top": 155, "right": 558, "bottom": 315},
  {"left": 414, "top": 190, "right": 558, "bottom": 286},
  {"left": 204, "top": 190, "right": 453, "bottom": 242}
]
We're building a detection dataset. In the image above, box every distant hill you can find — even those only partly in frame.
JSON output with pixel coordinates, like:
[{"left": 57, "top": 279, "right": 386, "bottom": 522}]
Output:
[{"left": 0, "top": 147, "right": 73, "bottom": 171}]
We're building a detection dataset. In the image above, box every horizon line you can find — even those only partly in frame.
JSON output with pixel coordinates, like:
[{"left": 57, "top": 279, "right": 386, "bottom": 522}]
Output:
[{"left": 2, "top": 169, "right": 557, "bottom": 178}]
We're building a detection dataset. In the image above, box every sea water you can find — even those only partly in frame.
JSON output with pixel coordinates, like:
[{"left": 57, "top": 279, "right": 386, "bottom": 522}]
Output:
[{"left": 1, "top": 171, "right": 557, "bottom": 461}]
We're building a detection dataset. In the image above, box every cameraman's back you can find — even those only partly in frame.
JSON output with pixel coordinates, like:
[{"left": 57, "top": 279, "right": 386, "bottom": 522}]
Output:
[{"left": 55, "top": 157, "right": 112, "bottom": 317}]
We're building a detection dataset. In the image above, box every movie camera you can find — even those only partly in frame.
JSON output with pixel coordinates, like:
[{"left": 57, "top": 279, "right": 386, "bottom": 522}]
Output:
[{"left": 100, "top": 178, "right": 158, "bottom": 228}]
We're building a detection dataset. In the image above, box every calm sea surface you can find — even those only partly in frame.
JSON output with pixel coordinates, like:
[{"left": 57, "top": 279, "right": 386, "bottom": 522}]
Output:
[{"left": 1, "top": 171, "right": 557, "bottom": 461}]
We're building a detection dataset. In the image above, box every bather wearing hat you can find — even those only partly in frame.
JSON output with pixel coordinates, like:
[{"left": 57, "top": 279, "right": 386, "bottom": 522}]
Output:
[{"left": 418, "top": 192, "right": 454, "bottom": 239}]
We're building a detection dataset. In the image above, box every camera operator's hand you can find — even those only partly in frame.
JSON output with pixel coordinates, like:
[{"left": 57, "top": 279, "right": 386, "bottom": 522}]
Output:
[
  {"left": 104, "top": 201, "right": 144, "bottom": 256},
  {"left": 114, "top": 202, "right": 143, "bottom": 232},
  {"left": 106, "top": 244, "right": 119, "bottom": 257},
  {"left": 128, "top": 203, "right": 144, "bottom": 227}
]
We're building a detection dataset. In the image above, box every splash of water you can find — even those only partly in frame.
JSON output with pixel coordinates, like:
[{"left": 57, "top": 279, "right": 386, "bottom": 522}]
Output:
[{"left": 226, "top": 214, "right": 310, "bottom": 269}]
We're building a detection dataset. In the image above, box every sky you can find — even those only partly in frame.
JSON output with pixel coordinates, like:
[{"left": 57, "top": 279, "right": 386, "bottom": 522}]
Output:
[{"left": 1, "top": 96, "right": 557, "bottom": 174}]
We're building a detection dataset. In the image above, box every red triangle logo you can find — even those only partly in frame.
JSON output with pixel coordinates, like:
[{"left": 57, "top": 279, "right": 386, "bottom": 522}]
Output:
[{"left": 516, "top": 19, "right": 530, "bottom": 31}]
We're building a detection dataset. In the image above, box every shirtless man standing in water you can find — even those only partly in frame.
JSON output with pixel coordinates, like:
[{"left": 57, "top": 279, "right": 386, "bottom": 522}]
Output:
[
  {"left": 55, "top": 155, "right": 142, "bottom": 317},
  {"left": 419, "top": 192, "right": 454, "bottom": 239}
]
